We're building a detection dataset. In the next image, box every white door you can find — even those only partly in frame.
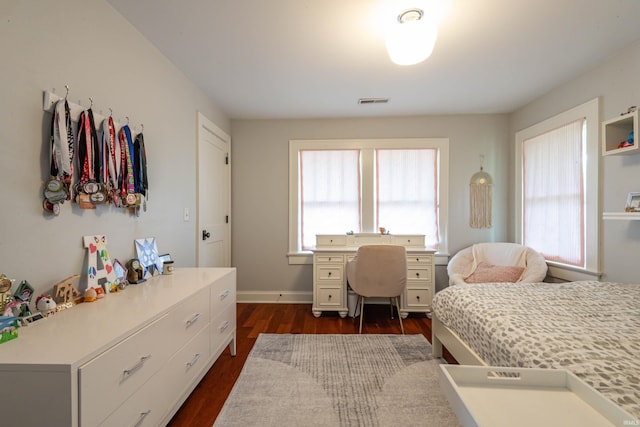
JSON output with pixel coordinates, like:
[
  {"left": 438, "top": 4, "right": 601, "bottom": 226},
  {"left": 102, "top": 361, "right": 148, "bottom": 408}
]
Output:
[{"left": 197, "top": 112, "right": 230, "bottom": 267}]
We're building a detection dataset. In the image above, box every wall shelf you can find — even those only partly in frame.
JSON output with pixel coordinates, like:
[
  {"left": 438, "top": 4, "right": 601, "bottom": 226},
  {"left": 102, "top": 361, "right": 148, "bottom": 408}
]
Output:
[
  {"left": 602, "top": 110, "right": 638, "bottom": 156},
  {"left": 602, "top": 212, "right": 640, "bottom": 220}
]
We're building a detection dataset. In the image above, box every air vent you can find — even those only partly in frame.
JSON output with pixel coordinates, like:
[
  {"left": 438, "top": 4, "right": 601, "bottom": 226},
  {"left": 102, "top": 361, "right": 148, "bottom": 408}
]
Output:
[{"left": 358, "top": 98, "right": 389, "bottom": 105}]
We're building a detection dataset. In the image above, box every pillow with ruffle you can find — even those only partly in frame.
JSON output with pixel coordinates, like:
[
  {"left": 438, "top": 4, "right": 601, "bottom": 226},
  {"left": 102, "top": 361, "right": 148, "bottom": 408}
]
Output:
[{"left": 465, "top": 262, "right": 525, "bottom": 283}]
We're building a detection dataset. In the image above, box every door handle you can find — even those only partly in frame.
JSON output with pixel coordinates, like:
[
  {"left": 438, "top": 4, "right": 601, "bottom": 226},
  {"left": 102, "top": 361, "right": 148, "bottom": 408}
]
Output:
[{"left": 202, "top": 230, "right": 211, "bottom": 241}]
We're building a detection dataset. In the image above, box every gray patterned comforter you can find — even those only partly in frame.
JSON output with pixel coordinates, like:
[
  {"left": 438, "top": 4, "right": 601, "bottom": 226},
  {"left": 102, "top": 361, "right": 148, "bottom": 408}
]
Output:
[{"left": 432, "top": 281, "right": 640, "bottom": 418}]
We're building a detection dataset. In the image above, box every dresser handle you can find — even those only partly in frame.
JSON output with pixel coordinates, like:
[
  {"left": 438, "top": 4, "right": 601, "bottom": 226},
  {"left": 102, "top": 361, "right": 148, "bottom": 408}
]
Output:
[
  {"left": 123, "top": 355, "right": 152, "bottom": 377},
  {"left": 220, "top": 289, "right": 230, "bottom": 300},
  {"left": 186, "top": 353, "right": 202, "bottom": 368},
  {"left": 134, "top": 410, "right": 151, "bottom": 427},
  {"left": 186, "top": 312, "right": 201, "bottom": 327},
  {"left": 220, "top": 320, "right": 231, "bottom": 332}
]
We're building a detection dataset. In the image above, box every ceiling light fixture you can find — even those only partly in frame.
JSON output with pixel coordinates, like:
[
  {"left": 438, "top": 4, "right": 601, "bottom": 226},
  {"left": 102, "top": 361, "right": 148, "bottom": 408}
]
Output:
[{"left": 385, "top": 7, "right": 438, "bottom": 66}]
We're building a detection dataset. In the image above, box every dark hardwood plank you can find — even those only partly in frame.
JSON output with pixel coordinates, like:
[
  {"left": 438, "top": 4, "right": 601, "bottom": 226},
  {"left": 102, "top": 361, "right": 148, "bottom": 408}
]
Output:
[{"left": 167, "top": 303, "right": 455, "bottom": 427}]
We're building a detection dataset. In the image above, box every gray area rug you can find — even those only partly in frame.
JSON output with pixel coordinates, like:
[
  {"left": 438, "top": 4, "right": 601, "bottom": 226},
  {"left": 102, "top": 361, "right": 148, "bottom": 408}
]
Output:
[{"left": 214, "top": 334, "right": 459, "bottom": 426}]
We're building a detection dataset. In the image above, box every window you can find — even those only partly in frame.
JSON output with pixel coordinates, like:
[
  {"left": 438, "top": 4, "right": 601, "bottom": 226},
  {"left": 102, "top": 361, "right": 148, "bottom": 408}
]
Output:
[
  {"left": 515, "top": 98, "right": 600, "bottom": 280},
  {"left": 289, "top": 138, "right": 449, "bottom": 262}
]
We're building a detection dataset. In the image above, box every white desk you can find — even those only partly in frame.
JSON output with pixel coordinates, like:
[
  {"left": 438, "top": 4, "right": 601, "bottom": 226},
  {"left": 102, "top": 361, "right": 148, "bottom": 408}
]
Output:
[{"left": 311, "top": 234, "right": 435, "bottom": 318}]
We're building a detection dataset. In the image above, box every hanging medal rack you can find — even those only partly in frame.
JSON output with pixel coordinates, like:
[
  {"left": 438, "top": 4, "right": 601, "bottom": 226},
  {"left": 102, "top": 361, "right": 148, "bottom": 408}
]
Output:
[{"left": 42, "top": 87, "right": 149, "bottom": 216}]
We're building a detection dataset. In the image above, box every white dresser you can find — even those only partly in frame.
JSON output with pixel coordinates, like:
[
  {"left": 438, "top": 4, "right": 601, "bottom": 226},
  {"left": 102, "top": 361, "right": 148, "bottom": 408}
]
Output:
[
  {"left": 0, "top": 268, "right": 236, "bottom": 427},
  {"left": 312, "top": 234, "right": 435, "bottom": 319}
]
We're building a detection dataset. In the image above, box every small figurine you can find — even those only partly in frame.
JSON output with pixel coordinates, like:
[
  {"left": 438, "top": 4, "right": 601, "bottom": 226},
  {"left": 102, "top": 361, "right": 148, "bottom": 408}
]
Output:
[
  {"left": 84, "top": 288, "right": 97, "bottom": 303},
  {"left": 0, "top": 274, "right": 15, "bottom": 313},
  {"left": 35, "top": 295, "right": 57, "bottom": 316},
  {"left": 52, "top": 275, "right": 81, "bottom": 305}
]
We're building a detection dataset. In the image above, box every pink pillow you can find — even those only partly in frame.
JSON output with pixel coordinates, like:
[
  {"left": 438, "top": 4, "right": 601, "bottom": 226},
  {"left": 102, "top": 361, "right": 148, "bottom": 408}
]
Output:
[{"left": 465, "top": 262, "right": 525, "bottom": 283}]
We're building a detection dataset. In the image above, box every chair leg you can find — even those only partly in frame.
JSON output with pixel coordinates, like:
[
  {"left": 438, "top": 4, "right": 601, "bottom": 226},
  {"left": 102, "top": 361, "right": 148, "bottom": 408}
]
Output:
[
  {"left": 394, "top": 297, "right": 404, "bottom": 335},
  {"left": 359, "top": 296, "right": 365, "bottom": 334},
  {"left": 389, "top": 297, "right": 395, "bottom": 319}
]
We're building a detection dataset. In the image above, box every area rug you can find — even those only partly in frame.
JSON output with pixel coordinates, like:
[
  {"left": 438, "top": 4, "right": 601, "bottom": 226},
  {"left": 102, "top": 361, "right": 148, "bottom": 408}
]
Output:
[{"left": 213, "top": 334, "right": 459, "bottom": 426}]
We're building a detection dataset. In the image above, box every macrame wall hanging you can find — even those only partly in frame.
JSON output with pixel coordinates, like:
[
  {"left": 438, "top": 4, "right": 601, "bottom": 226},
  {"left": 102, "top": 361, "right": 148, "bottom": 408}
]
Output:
[{"left": 469, "top": 155, "right": 493, "bottom": 228}]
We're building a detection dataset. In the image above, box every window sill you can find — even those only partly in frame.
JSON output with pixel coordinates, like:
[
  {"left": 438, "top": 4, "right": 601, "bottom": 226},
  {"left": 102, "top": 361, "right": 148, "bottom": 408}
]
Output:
[{"left": 546, "top": 263, "right": 601, "bottom": 282}]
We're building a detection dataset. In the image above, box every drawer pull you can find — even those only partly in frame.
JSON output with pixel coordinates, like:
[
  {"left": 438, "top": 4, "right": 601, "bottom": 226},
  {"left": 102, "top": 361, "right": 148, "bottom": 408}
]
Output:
[
  {"left": 134, "top": 410, "right": 151, "bottom": 427},
  {"left": 415, "top": 272, "right": 420, "bottom": 278},
  {"left": 220, "top": 320, "right": 231, "bottom": 332},
  {"left": 123, "top": 355, "right": 152, "bottom": 377},
  {"left": 328, "top": 272, "right": 332, "bottom": 277},
  {"left": 328, "top": 294, "right": 332, "bottom": 300},
  {"left": 187, "top": 352, "right": 202, "bottom": 368},
  {"left": 416, "top": 295, "right": 421, "bottom": 301},
  {"left": 416, "top": 257, "right": 420, "bottom": 262},
  {"left": 186, "top": 312, "right": 201, "bottom": 327},
  {"left": 220, "top": 289, "right": 230, "bottom": 301}
]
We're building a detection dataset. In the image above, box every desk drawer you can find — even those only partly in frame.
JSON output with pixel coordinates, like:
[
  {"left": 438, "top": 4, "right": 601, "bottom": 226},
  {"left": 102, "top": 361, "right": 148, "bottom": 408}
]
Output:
[
  {"left": 316, "top": 235, "right": 346, "bottom": 246},
  {"left": 317, "top": 287, "right": 343, "bottom": 307},
  {"left": 408, "top": 267, "right": 432, "bottom": 282},
  {"left": 314, "top": 254, "right": 344, "bottom": 264},
  {"left": 405, "top": 288, "right": 431, "bottom": 308},
  {"left": 407, "top": 254, "right": 433, "bottom": 265},
  {"left": 315, "top": 264, "right": 343, "bottom": 282}
]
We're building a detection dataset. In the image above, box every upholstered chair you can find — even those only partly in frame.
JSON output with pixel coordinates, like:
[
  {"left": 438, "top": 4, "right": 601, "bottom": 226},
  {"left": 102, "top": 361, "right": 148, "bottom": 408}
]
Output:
[
  {"left": 447, "top": 242, "right": 547, "bottom": 286},
  {"left": 346, "top": 245, "right": 408, "bottom": 334}
]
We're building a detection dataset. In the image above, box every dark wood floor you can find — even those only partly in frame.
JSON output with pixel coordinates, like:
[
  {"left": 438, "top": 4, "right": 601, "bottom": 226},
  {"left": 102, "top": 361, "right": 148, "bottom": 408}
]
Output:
[{"left": 167, "top": 303, "right": 455, "bottom": 427}]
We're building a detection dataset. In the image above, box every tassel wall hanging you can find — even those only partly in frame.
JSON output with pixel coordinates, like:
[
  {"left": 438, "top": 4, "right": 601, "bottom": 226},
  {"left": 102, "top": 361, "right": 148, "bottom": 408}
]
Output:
[{"left": 469, "top": 155, "right": 493, "bottom": 228}]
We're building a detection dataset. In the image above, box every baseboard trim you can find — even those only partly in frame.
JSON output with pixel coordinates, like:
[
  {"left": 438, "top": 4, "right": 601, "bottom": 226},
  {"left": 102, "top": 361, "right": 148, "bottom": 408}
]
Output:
[{"left": 237, "top": 291, "right": 313, "bottom": 304}]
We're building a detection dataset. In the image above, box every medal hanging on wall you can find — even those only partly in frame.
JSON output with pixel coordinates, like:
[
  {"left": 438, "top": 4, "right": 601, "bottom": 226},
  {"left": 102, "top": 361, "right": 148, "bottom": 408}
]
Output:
[
  {"left": 118, "top": 124, "right": 139, "bottom": 209},
  {"left": 134, "top": 130, "right": 148, "bottom": 212},
  {"left": 103, "top": 115, "right": 120, "bottom": 206},
  {"left": 44, "top": 99, "right": 75, "bottom": 216},
  {"left": 75, "top": 108, "right": 103, "bottom": 209}
]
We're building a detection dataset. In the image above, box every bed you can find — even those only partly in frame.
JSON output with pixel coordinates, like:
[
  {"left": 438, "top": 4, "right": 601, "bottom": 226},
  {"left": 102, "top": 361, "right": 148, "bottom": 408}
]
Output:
[{"left": 431, "top": 281, "right": 640, "bottom": 419}]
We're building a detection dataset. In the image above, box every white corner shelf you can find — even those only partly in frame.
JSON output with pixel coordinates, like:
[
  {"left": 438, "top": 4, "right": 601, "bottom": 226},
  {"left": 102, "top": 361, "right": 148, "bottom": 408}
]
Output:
[
  {"left": 602, "top": 212, "right": 640, "bottom": 220},
  {"left": 602, "top": 110, "right": 638, "bottom": 156}
]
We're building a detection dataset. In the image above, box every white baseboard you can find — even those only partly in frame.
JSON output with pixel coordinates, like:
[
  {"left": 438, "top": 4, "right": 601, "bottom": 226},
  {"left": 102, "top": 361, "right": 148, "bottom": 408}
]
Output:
[{"left": 237, "top": 291, "right": 313, "bottom": 304}]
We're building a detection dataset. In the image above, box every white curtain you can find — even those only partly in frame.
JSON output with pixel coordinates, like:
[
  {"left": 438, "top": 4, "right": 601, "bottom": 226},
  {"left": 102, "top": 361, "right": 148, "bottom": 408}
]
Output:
[
  {"left": 377, "top": 149, "right": 439, "bottom": 249},
  {"left": 523, "top": 119, "right": 585, "bottom": 266},
  {"left": 300, "top": 150, "right": 360, "bottom": 250}
]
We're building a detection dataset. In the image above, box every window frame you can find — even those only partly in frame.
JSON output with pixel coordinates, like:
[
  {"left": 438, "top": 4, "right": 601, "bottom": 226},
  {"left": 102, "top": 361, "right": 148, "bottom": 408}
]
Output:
[
  {"left": 288, "top": 138, "right": 449, "bottom": 264},
  {"left": 515, "top": 98, "right": 600, "bottom": 280}
]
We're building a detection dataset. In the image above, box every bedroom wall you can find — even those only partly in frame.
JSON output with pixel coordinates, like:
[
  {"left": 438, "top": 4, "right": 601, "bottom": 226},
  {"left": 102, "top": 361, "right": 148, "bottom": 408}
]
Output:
[
  {"left": 0, "top": 0, "right": 229, "bottom": 296},
  {"left": 230, "top": 115, "right": 510, "bottom": 299},
  {"left": 510, "top": 40, "right": 640, "bottom": 283}
]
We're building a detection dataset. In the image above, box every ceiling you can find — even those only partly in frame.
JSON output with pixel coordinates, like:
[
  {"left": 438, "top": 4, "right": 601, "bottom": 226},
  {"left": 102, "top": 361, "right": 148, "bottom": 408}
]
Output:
[{"left": 107, "top": 0, "right": 640, "bottom": 120}]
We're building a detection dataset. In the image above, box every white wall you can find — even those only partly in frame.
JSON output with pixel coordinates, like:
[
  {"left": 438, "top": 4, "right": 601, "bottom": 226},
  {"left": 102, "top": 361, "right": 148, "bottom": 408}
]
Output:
[
  {"left": 230, "top": 115, "right": 510, "bottom": 296},
  {"left": 510, "top": 41, "right": 640, "bottom": 283},
  {"left": 0, "top": 0, "right": 229, "bottom": 296}
]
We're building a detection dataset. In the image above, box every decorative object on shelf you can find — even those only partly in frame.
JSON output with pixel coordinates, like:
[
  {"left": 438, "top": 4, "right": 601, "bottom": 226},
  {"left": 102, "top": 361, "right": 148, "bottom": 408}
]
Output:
[
  {"left": 126, "top": 258, "right": 146, "bottom": 284},
  {"left": 625, "top": 192, "right": 640, "bottom": 212},
  {"left": 0, "top": 274, "right": 15, "bottom": 314},
  {"left": 159, "top": 254, "right": 173, "bottom": 275},
  {"left": 83, "top": 288, "right": 97, "bottom": 302},
  {"left": 110, "top": 259, "right": 128, "bottom": 291},
  {"left": 0, "top": 316, "right": 19, "bottom": 344},
  {"left": 83, "top": 235, "right": 118, "bottom": 294},
  {"left": 135, "top": 237, "right": 163, "bottom": 278},
  {"left": 52, "top": 275, "right": 81, "bottom": 305},
  {"left": 469, "top": 155, "right": 493, "bottom": 228},
  {"left": 35, "top": 295, "right": 57, "bottom": 316}
]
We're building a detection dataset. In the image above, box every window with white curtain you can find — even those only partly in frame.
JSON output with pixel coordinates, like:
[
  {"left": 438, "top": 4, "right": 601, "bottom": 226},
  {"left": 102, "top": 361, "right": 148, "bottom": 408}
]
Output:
[
  {"left": 289, "top": 138, "right": 449, "bottom": 260},
  {"left": 515, "top": 98, "right": 600, "bottom": 280},
  {"left": 522, "top": 119, "right": 585, "bottom": 266}
]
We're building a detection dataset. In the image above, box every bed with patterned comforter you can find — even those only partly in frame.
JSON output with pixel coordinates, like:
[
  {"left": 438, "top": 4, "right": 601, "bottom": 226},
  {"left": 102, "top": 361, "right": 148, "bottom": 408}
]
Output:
[{"left": 432, "top": 281, "right": 640, "bottom": 419}]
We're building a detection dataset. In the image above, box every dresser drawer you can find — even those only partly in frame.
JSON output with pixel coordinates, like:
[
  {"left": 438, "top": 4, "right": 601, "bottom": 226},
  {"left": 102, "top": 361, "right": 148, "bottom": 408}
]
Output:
[
  {"left": 166, "top": 287, "right": 211, "bottom": 351},
  {"left": 408, "top": 266, "right": 432, "bottom": 282},
  {"left": 211, "top": 278, "right": 235, "bottom": 316},
  {"left": 211, "top": 302, "right": 236, "bottom": 356},
  {"left": 404, "top": 288, "right": 431, "bottom": 308},
  {"left": 317, "top": 287, "right": 343, "bottom": 307},
  {"left": 99, "top": 325, "right": 212, "bottom": 427},
  {"left": 79, "top": 313, "right": 173, "bottom": 427}
]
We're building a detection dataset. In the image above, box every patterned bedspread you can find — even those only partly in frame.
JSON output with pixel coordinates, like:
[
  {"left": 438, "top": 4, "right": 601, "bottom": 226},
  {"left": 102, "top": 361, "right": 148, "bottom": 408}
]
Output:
[{"left": 432, "top": 281, "right": 640, "bottom": 418}]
